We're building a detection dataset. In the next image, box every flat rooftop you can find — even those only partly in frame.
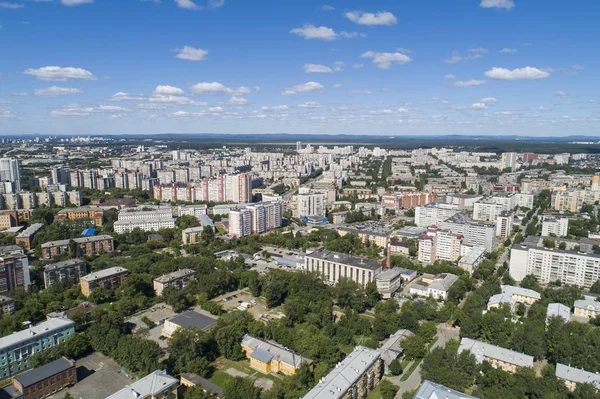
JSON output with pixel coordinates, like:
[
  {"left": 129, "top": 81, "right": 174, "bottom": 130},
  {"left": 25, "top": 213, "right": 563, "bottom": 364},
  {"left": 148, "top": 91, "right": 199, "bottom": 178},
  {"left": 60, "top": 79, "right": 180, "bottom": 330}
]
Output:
[
  {"left": 306, "top": 250, "right": 381, "bottom": 271},
  {"left": 167, "top": 310, "right": 217, "bottom": 331}
]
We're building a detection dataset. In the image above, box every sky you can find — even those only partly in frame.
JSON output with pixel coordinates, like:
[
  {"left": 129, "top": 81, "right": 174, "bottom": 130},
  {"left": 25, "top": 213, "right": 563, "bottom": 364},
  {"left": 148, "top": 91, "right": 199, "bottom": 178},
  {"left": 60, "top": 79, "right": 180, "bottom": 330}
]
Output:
[{"left": 0, "top": 0, "right": 599, "bottom": 136}]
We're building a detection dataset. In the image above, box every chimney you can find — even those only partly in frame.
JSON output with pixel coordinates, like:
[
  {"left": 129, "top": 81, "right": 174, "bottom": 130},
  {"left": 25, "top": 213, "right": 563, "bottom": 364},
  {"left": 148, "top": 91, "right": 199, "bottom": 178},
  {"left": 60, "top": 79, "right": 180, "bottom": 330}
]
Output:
[{"left": 386, "top": 242, "right": 391, "bottom": 269}]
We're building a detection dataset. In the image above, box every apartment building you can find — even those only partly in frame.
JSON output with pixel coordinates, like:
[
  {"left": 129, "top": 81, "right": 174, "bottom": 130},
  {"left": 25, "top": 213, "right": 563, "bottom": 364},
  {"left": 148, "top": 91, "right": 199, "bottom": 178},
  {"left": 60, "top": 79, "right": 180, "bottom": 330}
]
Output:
[
  {"left": 15, "top": 223, "right": 44, "bottom": 250},
  {"left": 487, "top": 293, "right": 517, "bottom": 312},
  {"left": 547, "top": 303, "right": 570, "bottom": 324},
  {"left": 302, "top": 346, "right": 382, "bottom": 399},
  {"left": 444, "top": 193, "right": 482, "bottom": 210},
  {"left": 41, "top": 235, "right": 114, "bottom": 260},
  {"left": 541, "top": 216, "right": 569, "bottom": 237},
  {"left": 440, "top": 213, "right": 496, "bottom": 251},
  {"left": 337, "top": 225, "right": 390, "bottom": 248},
  {"left": 79, "top": 266, "right": 129, "bottom": 297},
  {"left": 113, "top": 207, "right": 176, "bottom": 233},
  {"left": 42, "top": 259, "right": 87, "bottom": 288},
  {"left": 458, "top": 338, "right": 533, "bottom": 374},
  {"left": 417, "top": 228, "right": 462, "bottom": 264},
  {"left": 152, "top": 173, "right": 251, "bottom": 204},
  {"left": 0, "top": 246, "right": 31, "bottom": 294},
  {"left": 458, "top": 246, "right": 486, "bottom": 275},
  {"left": 297, "top": 188, "right": 326, "bottom": 218},
  {"left": 413, "top": 380, "right": 478, "bottom": 399},
  {"left": 246, "top": 202, "right": 283, "bottom": 234},
  {"left": 473, "top": 199, "right": 504, "bottom": 222},
  {"left": 304, "top": 250, "right": 382, "bottom": 287},
  {"left": 0, "top": 318, "right": 75, "bottom": 379},
  {"left": 414, "top": 203, "right": 461, "bottom": 227},
  {"left": 510, "top": 244, "right": 600, "bottom": 288},
  {"left": 153, "top": 268, "right": 197, "bottom": 296},
  {"left": 381, "top": 192, "right": 435, "bottom": 210},
  {"left": 574, "top": 300, "right": 600, "bottom": 318},
  {"left": 55, "top": 206, "right": 104, "bottom": 226},
  {"left": 240, "top": 334, "right": 313, "bottom": 376},
  {"left": 409, "top": 273, "right": 459, "bottom": 300},
  {"left": 501, "top": 285, "right": 541, "bottom": 305},
  {"left": 556, "top": 363, "right": 600, "bottom": 392},
  {"left": 229, "top": 208, "right": 252, "bottom": 238},
  {"left": 496, "top": 212, "right": 513, "bottom": 239},
  {"left": 106, "top": 370, "right": 178, "bottom": 399},
  {"left": 375, "top": 267, "right": 404, "bottom": 299},
  {"left": 11, "top": 357, "right": 76, "bottom": 399},
  {"left": 182, "top": 226, "right": 204, "bottom": 244}
]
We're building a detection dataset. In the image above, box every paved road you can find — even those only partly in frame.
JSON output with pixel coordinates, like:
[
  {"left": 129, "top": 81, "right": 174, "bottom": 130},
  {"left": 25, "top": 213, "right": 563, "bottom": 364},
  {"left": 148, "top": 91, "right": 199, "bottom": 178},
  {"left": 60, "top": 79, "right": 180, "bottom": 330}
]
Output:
[{"left": 392, "top": 324, "right": 460, "bottom": 397}]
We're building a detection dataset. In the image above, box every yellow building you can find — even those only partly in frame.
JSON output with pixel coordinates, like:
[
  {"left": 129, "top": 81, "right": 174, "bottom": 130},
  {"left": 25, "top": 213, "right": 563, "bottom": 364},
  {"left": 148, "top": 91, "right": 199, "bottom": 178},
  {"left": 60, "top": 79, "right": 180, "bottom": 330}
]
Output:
[{"left": 240, "top": 334, "right": 313, "bottom": 376}]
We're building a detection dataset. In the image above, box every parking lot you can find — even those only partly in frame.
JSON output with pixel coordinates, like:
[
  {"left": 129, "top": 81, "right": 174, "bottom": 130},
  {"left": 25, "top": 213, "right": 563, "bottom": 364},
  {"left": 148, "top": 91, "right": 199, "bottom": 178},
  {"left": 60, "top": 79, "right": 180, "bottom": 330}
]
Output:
[
  {"left": 125, "top": 303, "right": 176, "bottom": 333},
  {"left": 49, "top": 352, "right": 132, "bottom": 399},
  {"left": 217, "top": 291, "right": 284, "bottom": 321}
]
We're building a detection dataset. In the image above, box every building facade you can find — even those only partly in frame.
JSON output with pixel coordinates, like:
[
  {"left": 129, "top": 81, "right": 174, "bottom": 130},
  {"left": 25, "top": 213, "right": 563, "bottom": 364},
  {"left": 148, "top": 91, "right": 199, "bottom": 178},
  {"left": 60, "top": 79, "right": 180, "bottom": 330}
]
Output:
[
  {"left": 304, "top": 251, "right": 382, "bottom": 288},
  {"left": 79, "top": 267, "right": 129, "bottom": 297},
  {"left": 241, "top": 334, "right": 313, "bottom": 376},
  {"left": 43, "top": 259, "right": 87, "bottom": 289},
  {"left": 40, "top": 235, "right": 114, "bottom": 260},
  {"left": 153, "top": 268, "right": 197, "bottom": 296},
  {"left": 11, "top": 357, "right": 76, "bottom": 399}
]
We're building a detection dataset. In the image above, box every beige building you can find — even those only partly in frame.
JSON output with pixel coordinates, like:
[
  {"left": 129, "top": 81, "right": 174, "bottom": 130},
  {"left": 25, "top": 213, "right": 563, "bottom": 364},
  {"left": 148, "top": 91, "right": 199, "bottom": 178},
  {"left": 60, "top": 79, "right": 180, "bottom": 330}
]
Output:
[
  {"left": 240, "top": 334, "right": 313, "bottom": 376},
  {"left": 501, "top": 285, "right": 541, "bottom": 305},
  {"left": 304, "top": 250, "right": 382, "bottom": 288},
  {"left": 459, "top": 338, "right": 533, "bottom": 374},
  {"left": 153, "top": 269, "right": 197, "bottom": 296},
  {"left": 574, "top": 300, "right": 600, "bottom": 318},
  {"left": 556, "top": 363, "right": 600, "bottom": 392}
]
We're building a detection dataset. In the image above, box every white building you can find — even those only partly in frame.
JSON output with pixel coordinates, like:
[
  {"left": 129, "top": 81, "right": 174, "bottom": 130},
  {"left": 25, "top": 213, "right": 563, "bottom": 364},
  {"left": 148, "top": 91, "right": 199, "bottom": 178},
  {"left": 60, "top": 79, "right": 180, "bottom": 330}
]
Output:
[
  {"left": 375, "top": 267, "right": 403, "bottom": 299},
  {"left": 304, "top": 250, "right": 382, "bottom": 287},
  {"left": 440, "top": 213, "right": 496, "bottom": 251},
  {"left": 0, "top": 158, "right": 21, "bottom": 191},
  {"left": 496, "top": 212, "right": 514, "bottom": 239},
  {"left": 229, "top": 208, "right": 252, "bottom": 238},
  {"left": 417, "top": 228, "right": 463, "bottom": 264},
  {"left": 473, "top": 199, "right": 503, "bottom": 222},
  {"left": 409, "top": 273, "right": 459, "bottom": 300},
  {"left": 541, "top": 216, "right": 569, "bottom": 238},
  {"left": 113, "top": 207, "right": 176, "bottom": 233},
  {"left": 414, "top": 203, "right": 462, "bottom": 227},
  {"left": 297, "top": 188, "right": 326, "bottom": 218}
]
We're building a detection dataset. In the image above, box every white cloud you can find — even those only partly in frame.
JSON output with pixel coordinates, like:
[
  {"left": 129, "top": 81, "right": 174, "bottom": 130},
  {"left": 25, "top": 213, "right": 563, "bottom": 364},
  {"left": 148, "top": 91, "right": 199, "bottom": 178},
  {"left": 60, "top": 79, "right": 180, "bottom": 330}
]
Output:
[
  {"left": 11, "top": 92, "right": 28, "bottom": 97},
  {"left": 61, "top": 0, "right": 93, "bottom": 5},
  {"left": 254, "top": 86, "right": 261, "bottom": 92},
  {"left": 556, "top": 90, "right": 569, "bottom": 98},
  {"left": 261, "top": 105, "right": 289, "bottom": 111},
  {"left": 109, "top": 92, "right": 146, "bottom": 101},
  {"left": 344, "top": 11, "right": 397, "bottom": 26},
  {"left": 353, "top": 63, "right": 364, "bottom": 69},
  {"left": 290, "top": 24, "right": 361, "bottom": 41},
  {"left": 298, "top": 102, "right": 321, "bottom": 108},
  {"left": 0, "top": 108, "right": 16, "bottom": 118},
  {"left": 370, "top": 108, "right": 408, "bottom": 115},
  {"left": 50, "top": 104, "right": 131, "bottom": 117},
  {"left": 153, "top": 85, "right": 184, "bottom": 95},
  {"left": 333, "top": 61, "right": 344, "bottom": 72},
  {"left": 282, "top": 81, "right": 323, "bottom": 95},
  {"left": 207, "top": 0, "right": 224, "bottom": 9},
  {"left": 321, "top": 5, "right": 334, "bottom": 10},
  {"left": 444, "top": 74, "right": 456, "bottom": 79},
  {"left": 304, "top": 64, "right": 333, "bottom": 73},
  {"left": 452, "top": 80, "right": 486, "bottom": 88},
  {"left": 34, "top": 86, "right": 83, "bottom": 97},
  {"left": 468, "top": 48, "right": 489, "bottom": 53},
  {"left": 148, "top": 94, "right": 199, "bottom": 105},
  {"left": 471, "top": 102, "right": 489, "bottom": 109},
  {"left": 484, "top": 66, "right": 550, "bottom": 80},
  {"left": 350, "top": 89, "right": 372, "bottom": 94},
  {"left": 226, "top": 96, "right": 248, "bottom": 105},
  {"left": 480, "top": 97, "right": 497, "bottom": 103},
  {"left": 24, "top": 66, "right": 96, "bottom": 81},
  {"left": 333, "top": 83, "right": 342, "bottom": 88},
  {"left": 97, "top": 105, "right": 132, "bottom": 112},
  {"left": 175, "top": 46, "right": 208, "bottom": 61},
  {"left": 443, "top": 55, "right": 462, "bottom": 64},
  {"left": 572, "top": 65, "right": 584, "bottom": 70},
  {"left": 0, "top": 2, "right": 24, "bottom": 8},
  {"left": 207, "top": 106, "right": 223, "bottom": 113},
  {"left": 190, "top": 81, "right": 250, "bottom": 95},
  {"left": 175, "top": 0, "right": 199, "bottom": 9},
  {"left": 499, "top": 48, "right": 517, "bottom": 53},
  {"left": 480, "top": 0, "right": 515, "bottom": 10},
  {"left": 360, "top": 51, "right": 412, "bottom": 69}
]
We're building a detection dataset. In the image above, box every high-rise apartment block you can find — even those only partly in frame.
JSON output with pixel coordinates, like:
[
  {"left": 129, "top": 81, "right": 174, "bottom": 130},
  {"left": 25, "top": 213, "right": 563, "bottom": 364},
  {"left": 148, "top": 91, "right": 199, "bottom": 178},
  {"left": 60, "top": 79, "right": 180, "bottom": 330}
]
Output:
[
  {"left": 0, "top": 158, "right": 21, "bottom": 192},
  {"left": 297, "top": 187, "right": 326, "bottom": 218},
  {"left": 0, "top": 246, "right": 30, "bottom": 294}
]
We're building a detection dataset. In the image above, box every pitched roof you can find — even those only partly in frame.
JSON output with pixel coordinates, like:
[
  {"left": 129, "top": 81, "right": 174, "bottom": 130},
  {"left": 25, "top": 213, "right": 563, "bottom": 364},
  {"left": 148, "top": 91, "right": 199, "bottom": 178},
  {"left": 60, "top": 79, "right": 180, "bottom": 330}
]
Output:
[
  {"left": 556, "top": 363, "right": 600, "bottom": 389},
  {"left": 105, "top": 370, "right": 178, "bottom": 399},
  {"left": 574, "top": 299, "right": 600, "bottom": 312},
  {"left": 13, "top": 357, "right": 74, "bottom": 388},
  {"left": 413, "top": 380, "right": 479, "bottom": 399},
  {"left": 458, "top": 338, "right": 533, "bottom": 368},
  {"left": 241, "top": 334, "right": 312, "bottom": 369},
  {"left": 501, "top": 285, "right": 541, "bottom": 300}
]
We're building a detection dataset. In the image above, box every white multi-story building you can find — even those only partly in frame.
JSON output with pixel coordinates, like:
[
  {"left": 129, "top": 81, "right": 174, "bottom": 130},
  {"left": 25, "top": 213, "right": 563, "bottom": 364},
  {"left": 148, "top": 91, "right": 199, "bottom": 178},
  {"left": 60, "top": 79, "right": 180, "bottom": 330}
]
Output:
[
  {"left": 414, "top": 203, "right": 461, "bottom": 227},
  {"left": 541, "top": 216, "right": 569, "bottom": 237},
  {"left": 496, "top": 212, "right": 513, "bottom": 239},
  {"left": 409, "top": 273, "right": 459, "bottom": 300},
  {"left": 229, "top": 208, "right": 252, "bottom": 238},
  {"left": 439, "top": 213, "right": 496, "bottom": 251},
  {"left": 297, "top": 188, "right": 326, "bottom": 218},
  {"left": 500, "top": 152, "right": 517, "bottom": 171},
  {"left": 113, "top": 207, "right": 176, "bottom": 233},
  {"left": 417, "top": 228, "right": 463, "bottom": 264},
  {"left": 510, "top": 244, "right": 600, "bottom": 288},
  {"left": 0, "top": 158, "right": 21, "bottom": 191},
  {"left": 228, "top": 202, "right": 282, "bottom": 237},
  {"left": 304, "top": 250, "right": 382, "bottom": 287},
  {"left": 473, "top": 199, "right": 504, "bottom": 222}
]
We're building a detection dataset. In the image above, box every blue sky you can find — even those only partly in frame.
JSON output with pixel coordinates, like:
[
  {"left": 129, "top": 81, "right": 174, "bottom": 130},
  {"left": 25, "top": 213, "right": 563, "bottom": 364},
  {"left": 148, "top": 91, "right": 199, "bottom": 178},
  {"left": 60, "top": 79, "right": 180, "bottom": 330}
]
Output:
[{"left": 0, "top": 0, "right": 599, "bottom": 136}]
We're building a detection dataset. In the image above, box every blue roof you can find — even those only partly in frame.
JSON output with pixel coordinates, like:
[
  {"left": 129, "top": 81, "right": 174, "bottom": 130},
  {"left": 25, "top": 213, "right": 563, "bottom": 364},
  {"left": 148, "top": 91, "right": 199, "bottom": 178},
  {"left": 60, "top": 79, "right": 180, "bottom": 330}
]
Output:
[
  {"left": 250, "top": 349, "right": 274, "bottom": 363},
  {"left": 81, "top": 228, "right": 96, "bottom": 236}
]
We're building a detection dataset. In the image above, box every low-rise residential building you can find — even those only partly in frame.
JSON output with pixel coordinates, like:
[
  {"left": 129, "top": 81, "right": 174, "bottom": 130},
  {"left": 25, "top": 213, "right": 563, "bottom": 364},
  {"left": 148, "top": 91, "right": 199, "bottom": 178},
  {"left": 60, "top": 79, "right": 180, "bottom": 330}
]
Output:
[
  {"left": 413, "top": 380, "right": 478, "bottom": 399},
  {"left": 487, "top": 293, "right": 517, "bottom": 312},
  {"left": 409, "top": 273, "right": 459, "bottom": 300},
  {"left": 547, "top": 303, "right": 570, "bottom": 324},
  {"left": 501, "top": 285, "right": 541, "bottom": 305},
  {"left": 337, "top": 225, "right": 390, "bottom": 248},
  {"left": 0, "top": 295, "right": 14, "bottom": 315},
  {"left": 379, "top": 329, "right": 413, "bottom": 373},
  {"left": 458, "top": 338, "right": 533, "bottom": 373},
  {"left": 304, "top": 250, "right": 382, "bottom": 288},
  {"left": 55, "top": 206, "right": 104, "bottom": 226},
  {"left": 79, "top": 266, "right": 129, "bottom": 297},
  {"left": 11, "top": 357, "right": 76, "bottom": 399},
  {"left": 458, "top": 246, "right": 486, "bottom": 275},
  {"left": 106, "top": 370, "right": 179, "bottom": 399},
  {"left": 556, "top": 363, "right": 600, "bottom": 392},
  {"left": 161, "top": 310, "right": 217, "bottom": 338},
  {"left": 182, "top": 226, "right": 205, "bottom": 245},
  {"left": 180, "top": 373, "right": 224, "bottom": 399},
  {"left": 240, "top": 334, "right": 313, "bottom": 376},
  {"left": 375, "top": 267, "right": 403, "bottom": 299},
  {"left": 42, "top": 259, "right": 87, "bottom": 288},
  {"left": 0, "top": 318, "right": 75, "bottom": 379},
  {"left": 41, "top": 235, "right": 114, "bottom": 260},
  {"left": 113, "top": 207, "right": 176, "bottom": 233},
  {"left": 302, "top": 345, "right": 382, "bottom": 399},
  {"left": 153, "top": 268, "right": 197, "bottom": 296},
  {"left": 574, "top": 299, "right": 600, "bottom": 319},
  {"left": 15, "top": 223, "right": 44, "bottom": 251}
]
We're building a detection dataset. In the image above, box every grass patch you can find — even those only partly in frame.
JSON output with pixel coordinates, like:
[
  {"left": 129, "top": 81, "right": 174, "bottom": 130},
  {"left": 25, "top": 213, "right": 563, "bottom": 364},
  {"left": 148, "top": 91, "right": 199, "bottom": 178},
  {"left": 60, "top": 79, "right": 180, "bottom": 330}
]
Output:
[
  {"left": 209, "top": 370, "right": 233, "bottom": 388},
  {"left": 366, "top": 385, "right": 381, "bottom": 399}
]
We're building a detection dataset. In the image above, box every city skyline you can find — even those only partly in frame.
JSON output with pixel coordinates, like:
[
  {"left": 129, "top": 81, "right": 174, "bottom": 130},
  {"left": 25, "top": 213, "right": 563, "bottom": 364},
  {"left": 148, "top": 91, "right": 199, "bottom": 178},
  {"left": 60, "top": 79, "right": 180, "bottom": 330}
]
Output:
[{"left": 0, "top": 0, "right": 598, "bottom": 136}]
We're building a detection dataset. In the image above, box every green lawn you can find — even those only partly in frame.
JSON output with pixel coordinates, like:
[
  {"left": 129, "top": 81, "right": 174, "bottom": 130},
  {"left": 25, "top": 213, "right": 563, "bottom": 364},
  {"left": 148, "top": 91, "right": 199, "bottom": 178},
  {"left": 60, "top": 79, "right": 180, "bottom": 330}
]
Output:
[{"left": 366, "top": 385, "right": 381, "bottom": 399}]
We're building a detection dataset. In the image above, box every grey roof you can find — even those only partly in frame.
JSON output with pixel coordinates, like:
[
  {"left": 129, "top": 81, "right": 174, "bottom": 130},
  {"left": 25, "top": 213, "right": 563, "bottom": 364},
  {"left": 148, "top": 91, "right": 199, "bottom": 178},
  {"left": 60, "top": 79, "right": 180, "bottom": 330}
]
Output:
[
  {"left": 501, "top": 285, "right": 541, "bottom": 300},
  {"left": 429, "top": 273, "right": 459, "bottom": 292},
  {"left": 413, "top": 380, "right": 478, "bottom": 399},
  {"left": 167, "top": 310, "right": 217, "bottom": 331},
  {"left": 43, "top": 258, "right": 86, "bottom": 272},
  {"left": 0, "top": 245, "right": 24, "bottom": 255},
  {"left": 41, "top": 234, "right": 113, "bottom": 248},
  {"left": 302, "top": 346, "right": 380, "bottom": 399},
  {"left": 80, "top": 267, "right": 128, "bottom": 282},
  {"left": 305, "top": 250, "right": 381, "bottom": 271},
  {"left": 13, "top": 357, "right": 74, "bottom": 388},
  {"left": 241, "top": 334, "right": 313, "bottom": 369},
  {"left": 556, "top": 363, "right": 600, "bottom": 389},
  {"left": 0, "top": 318, "right": 74, "bottom": 351},
  {"left": 574, "top": 299, "right": 600, "bottom": 312},
  {"left": 460, "top": 246, "right": 487, "bottom": 265},
  {"left": 180, "top": 373, "right": 223, "bottom": 398},
  {"left": 376, "top": 267, "right": 403, "bottom": 282},
  {"left": 16, "top": 223, "right": 44, "bottom": 239},
  {"left": 458, "top": 338, "right": 533, "bottom": 368},
  {"left": 250, "top": 349, "right": 274, "bottom": 363},
  {"left": 199, "top": 214, "right": 214, "bottom": 227},
  {"left": 154, "top": 268, "right": 196, "bottom": 284},
  {"left": 380, "top": 329, "right": 413, "bottom": 365},
  {"left": 106, "top": 370, "right": 178, "bottom": 399},
  {"left": 487, "top": 293, "right": 517, "bottom": 309},
  {"left": 547, "top": 303, "right": 570, "bottom": 323}
]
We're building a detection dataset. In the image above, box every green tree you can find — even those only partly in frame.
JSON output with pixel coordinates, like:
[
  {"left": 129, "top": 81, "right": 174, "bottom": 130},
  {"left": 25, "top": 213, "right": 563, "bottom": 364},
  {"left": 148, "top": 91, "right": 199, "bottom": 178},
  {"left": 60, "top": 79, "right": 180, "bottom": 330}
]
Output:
[
  {"left": 590, "top": 279, "right": 600, "bottom": 294},
  {"left": 223, "top": 377, "right": 261, "bottom": 399},
  {"left": 380, "top": 380, "right": 400, "bottom": 399},
  {"left": 520, "top": 274, "right": 542, "bottom": 292},
  {"left": 400, "top": 334, "right": 428, "bottom": 361},
  {"left": 389, "top": 359, "right": 403, "bottom": 376},
  {"left": 183, "top": 386, "right": 216, "bottom": 399},
  {"left": 421, "top": 340, "right": 478, "bottom": 392}
]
